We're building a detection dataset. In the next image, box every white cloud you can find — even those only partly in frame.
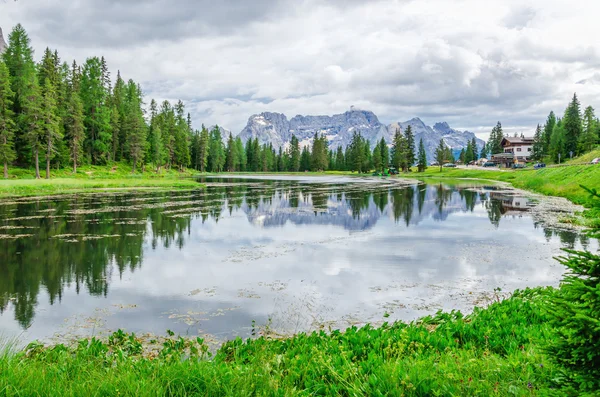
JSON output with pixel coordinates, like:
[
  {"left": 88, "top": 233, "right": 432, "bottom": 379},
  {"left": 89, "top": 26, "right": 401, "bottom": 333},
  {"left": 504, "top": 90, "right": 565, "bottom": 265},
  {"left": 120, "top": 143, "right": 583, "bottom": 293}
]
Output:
[{"left": 1, "top": 0, "right": 599, "bottom": 139}]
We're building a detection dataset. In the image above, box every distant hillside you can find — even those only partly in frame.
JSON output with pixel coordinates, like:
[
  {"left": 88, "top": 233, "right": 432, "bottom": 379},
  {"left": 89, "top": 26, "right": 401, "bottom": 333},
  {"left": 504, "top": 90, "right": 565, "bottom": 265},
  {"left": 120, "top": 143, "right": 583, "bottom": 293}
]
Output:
[{"left": 236, "top": 109, "right": 485, "bottom": 162}]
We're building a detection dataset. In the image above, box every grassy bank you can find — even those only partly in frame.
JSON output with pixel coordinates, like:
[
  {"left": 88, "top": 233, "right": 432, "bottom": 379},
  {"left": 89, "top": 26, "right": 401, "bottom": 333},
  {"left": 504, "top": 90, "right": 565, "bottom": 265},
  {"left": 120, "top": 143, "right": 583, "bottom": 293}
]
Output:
[
  {"left": 0, "top": 288, "right": 556, "bottom": 396},
  {"left": 406, "top": 165, "right": 600, "bottom": 205},
  {"left": 0, "top": 163, "right": 203, "bottom": 197}
]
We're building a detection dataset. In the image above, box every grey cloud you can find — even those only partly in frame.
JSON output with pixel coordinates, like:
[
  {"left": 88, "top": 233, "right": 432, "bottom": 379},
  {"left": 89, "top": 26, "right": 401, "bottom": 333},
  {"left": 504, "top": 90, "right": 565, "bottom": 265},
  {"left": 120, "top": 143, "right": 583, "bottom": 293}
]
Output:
[{"left": 503, "top": 6, "right": 536, "bottom": 30}]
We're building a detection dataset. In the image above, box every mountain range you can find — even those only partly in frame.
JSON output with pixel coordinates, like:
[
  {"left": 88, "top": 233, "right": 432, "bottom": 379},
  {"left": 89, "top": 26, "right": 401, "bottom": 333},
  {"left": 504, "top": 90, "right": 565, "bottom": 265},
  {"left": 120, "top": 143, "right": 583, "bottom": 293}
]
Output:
[
  {"left": 236, "top": 108, "right": 485, "bottom": 162},
  {"left": 0, "top": 27, "right": 7, "bottom": 54}
]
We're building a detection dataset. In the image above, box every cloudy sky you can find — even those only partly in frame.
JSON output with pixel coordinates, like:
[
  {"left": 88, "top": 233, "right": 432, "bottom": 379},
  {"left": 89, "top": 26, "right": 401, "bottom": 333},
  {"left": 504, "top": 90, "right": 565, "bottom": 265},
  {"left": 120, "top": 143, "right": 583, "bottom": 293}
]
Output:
[{"left": 1, "top": 0, "right": 599, "bottom": 138}]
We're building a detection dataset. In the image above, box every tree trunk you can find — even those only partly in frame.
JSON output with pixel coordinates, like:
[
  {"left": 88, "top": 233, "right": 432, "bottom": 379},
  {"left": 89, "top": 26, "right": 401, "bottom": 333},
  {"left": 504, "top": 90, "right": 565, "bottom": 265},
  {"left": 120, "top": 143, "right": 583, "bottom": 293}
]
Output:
[
  {"left": 73, "top": 157, "right": 77, "bottom": 174},
  {"left": 3, "top": 162, "right": 7, "bottom": 179},
  {"left": 34, "top": 150, "right": 40, "bottom": 179},
  {"left": 132, "top": 159, "right": 136, "bottom": 173}
]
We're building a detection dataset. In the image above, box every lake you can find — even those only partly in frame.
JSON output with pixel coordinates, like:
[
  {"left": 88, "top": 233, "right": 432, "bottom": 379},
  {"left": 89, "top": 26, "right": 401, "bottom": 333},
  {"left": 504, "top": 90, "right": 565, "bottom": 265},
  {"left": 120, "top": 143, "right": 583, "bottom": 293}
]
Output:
[{"left": 0, "top": 176, "right": 594, "bottom": 345}]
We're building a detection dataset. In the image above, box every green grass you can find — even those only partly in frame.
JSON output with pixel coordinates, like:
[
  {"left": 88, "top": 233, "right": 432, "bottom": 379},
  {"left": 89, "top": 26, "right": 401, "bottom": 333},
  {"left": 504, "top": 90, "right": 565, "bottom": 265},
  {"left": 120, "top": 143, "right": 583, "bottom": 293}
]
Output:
[
  {"left": 0, "top": 163, "right": 203, "bottom": 197},
  {"left": 0, "top": 288, "right": 557, "bottom": 396},
  {"left": 565, "top": 147, "right": 600, "bottom": 164},
  {"left": 405, "top": 165, "right": 600, "bottom": 207}
]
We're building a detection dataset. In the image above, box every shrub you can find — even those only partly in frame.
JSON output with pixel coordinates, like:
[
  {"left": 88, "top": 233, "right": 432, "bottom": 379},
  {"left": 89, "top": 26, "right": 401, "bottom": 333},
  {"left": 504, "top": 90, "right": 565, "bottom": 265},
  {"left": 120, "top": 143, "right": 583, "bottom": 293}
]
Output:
[{"left": 546, "top": 250, "right": 600, "bottom": 395}]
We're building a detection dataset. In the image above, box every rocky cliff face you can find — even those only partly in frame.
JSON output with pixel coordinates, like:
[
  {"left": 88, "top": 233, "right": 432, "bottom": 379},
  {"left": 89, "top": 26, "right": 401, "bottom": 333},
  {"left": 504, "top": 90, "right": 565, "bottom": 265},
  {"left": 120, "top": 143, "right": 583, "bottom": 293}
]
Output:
[
  {"left": 0, "top": 27, "right": 7, "bottom": 55},
  {"left": 237, "top": 109, "right": 485, "bottom": 162}
]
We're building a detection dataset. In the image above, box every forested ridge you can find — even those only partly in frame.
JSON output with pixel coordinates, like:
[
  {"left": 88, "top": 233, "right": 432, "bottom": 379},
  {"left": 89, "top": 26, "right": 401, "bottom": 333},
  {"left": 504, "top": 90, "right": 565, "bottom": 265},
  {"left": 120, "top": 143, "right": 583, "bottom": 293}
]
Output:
[
  {"left": 1, "top": 24, "right": 598, "bottom": 180},
  {"left": 0, "top": 24, "right": 464, "bottom": 178}
]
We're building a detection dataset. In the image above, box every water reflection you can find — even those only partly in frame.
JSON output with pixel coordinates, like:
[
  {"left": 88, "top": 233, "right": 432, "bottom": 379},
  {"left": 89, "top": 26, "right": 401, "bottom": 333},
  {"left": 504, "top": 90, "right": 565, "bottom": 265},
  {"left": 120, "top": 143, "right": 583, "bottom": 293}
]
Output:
[{"left": 0, "top": 178, "right": 592, "bottom": 335}]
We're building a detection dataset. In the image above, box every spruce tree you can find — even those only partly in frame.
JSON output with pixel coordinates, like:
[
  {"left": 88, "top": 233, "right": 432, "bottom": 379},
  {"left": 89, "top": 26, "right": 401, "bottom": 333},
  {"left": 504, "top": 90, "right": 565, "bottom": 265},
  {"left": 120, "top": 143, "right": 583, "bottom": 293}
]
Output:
[
  {"left": 404, "top": 125, "right": 415, "bottom": 169},
  {"left": 391, "top": 129, "right": 406, "bottom": 171},
  {"left": 198, "top": 125, "right": 209, "bottom": 172},
  {"left": 22, "top": 76, "right": 44, "bottom": 178},
  {"left": 372, "top": 143, "right": 382, "bottom": 172},
  {"left": 3, "top": 24, "right": 37, "bottom": 165},
  {"left": 123, "top": 82, "right": 146, "bottom": 172},
  {"left": 40, "top": 80, "right": 61, "bottom": 179},
  {"left": 80, "top": 57, "right": 111, "bottom": 164},
  {"left": 434, "top": 139, "right": 446, "bottom": 172},
  {"left": 300, "top": 145, "right": 310, "bottom": 171},
  {"left": 471, "top": 137, "right": 478, "bottom": 161},
  {"left": 543, "top": 111, "right": 556, "bottom": 156},
  {"left": 464, "top": 141, "right": 472, "bottom": 164},
  {"left": 563, "top": 93, "right": 582, "bottom": 156},
  {"left": 335, "top": 145, "right": 344, "bottom": 171},
  {"left": 235, "top": 136, "right": 246, "bottom": 171},
  {"left": 65, "top": 82, "right": 85, "bottom": 173},
  {"left": 379, "top": 138, "right": 389, "bottom": 172},
  {"left": 0, "top": 60, "right": 16, "bottom": 178},
  {"left": 480, "top": 145, "right": 487, "bottom": 160},
  {"left": 417, "top": 138, "right": 427, "bottom": 172},
  {"left": 532, "top": 124, "right": 544, "bottom": 161},
  {"left": 289, "top": 134, "right": 300, "bottom": 172},
  {"left": 580, "top": 106, "right": 598, "bottom": 153},
  {"left": 226, "top": 133, "right": 236, "bottom": 172}
]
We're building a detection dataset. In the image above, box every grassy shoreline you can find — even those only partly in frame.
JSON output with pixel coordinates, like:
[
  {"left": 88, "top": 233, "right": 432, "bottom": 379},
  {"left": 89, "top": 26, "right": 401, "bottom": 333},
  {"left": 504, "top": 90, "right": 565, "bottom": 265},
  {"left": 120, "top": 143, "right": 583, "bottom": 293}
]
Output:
[
  {"left": 0, "top": 288, "right": 557, "bottom": 396},
  {"left": 0, "top": 163, "right": 203, "bottom": 198}
]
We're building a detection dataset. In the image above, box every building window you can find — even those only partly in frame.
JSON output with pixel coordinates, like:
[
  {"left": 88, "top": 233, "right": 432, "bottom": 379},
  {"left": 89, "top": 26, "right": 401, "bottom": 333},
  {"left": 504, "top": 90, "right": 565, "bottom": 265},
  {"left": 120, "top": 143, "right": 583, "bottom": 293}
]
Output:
[
  {"left": 527, "top": 148, "right": 532, "bottom": 152},
  {"left": 517, "top": 148, "right": 522, "bottom": 152}
]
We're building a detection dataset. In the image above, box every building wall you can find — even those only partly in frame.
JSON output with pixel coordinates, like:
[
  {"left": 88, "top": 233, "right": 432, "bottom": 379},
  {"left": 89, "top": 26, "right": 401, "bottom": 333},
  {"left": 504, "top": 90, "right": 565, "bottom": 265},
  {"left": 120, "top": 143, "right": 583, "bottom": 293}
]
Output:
[{"left": 503, "top": 144, "right": 533, "bottom": 160}]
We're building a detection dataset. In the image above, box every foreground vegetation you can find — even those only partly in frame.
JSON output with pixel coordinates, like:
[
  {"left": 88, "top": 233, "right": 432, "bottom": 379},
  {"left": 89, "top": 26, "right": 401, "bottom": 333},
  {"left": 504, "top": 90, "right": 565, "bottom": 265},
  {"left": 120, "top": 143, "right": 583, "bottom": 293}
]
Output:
[
  {"left": 0, "top": 162, "right": 201, "bottom": 197},
  {"left": 0, "top": 288, "right": 558, "bottom": 396},
  {"left": 1, "top": 247, "right": 598, "bottom": 396}
]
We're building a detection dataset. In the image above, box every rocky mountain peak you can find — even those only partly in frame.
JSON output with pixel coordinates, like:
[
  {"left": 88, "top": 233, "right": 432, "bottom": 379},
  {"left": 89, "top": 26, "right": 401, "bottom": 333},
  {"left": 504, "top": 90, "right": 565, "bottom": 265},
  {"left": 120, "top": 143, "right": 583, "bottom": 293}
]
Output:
[
  {"left": 433, "top": 122, "right": 451, "bottom": 133},
  {"left": 236, "top": 109, "right": 485, "bottom": 163},
  {"left": 0, "top": 27, "right": 7, "bottom": 55}
]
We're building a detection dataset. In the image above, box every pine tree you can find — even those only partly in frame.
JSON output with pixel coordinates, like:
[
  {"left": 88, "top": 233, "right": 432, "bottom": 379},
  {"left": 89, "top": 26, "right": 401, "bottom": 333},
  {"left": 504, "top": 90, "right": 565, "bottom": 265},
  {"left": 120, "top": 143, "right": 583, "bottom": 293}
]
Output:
[
  {"left": 335, "top": 146, "right": 345, "bottom": 171},
  {"left": 208, "top": 126, "right": 225, "bottom": 172},
  {"left": 0, "top": 60, "right": 16, "bottom": 178},
  {"left": 22, "top": 76, "right": 44, "bottom": 178},
  {"left": 80, "top": 57, "right": 111, "bottom": 164},
  {"left": 300, "top": 145, "right": 310, "bottom": 171},
  {"left": 464, "top": 141, "right": 473, "bottom": 165},
  {"left": 226, "top": 133, "right": 236, "bottom": 172},
  {"left": 123, "top": 82, "right": 146, "bottom": 172},
  {"left": 580, "top": 106, "right": 598, "bottom": 153},
  {"left": 112, "top": 71, "right": 126, "bottom": 161},
  {"left": 471, "top": 137, "right": 478, "bottom": 161},
  {"left": 235, "top": 136, "right": 246, "bottom": 171},
  {"left": 563, "top": 93, "right": 582, "bottom": 156},
  {"left": 372, "top": 142, "right": 382, "bottom": 172},
  {"left": 480, "top": 145, "right": 487, "bottom": 160},
  {"left": 380, "top": 138, "right": 389, "bottom": 172},
  {"left": 459, "top": 148, "right": 465, "bottom": 163},
  {"left": 391, "top": 129, "right": 408, "bottom": 171},
  {"left": 65, "top": 76, "right": 85, "bottom": 173},
  {"left": 289, "top": 134, "right": 300, "bottom": 172},
  {"left": 147, "top": 99, "right": 165, "bottom": 172},
  {"left": 40, "top": 80, "right": 61, "bottom": 179},
  {"left": 3, "top": 24, "right": 37, "bottom": 165},
  {"left": 404, "top": 125, "right": 415, "bottom": 169},
  {"left": 417, "top": 138, "right": 427, "bottom": 172},
  {"left": 532, "top": 124, "right": 544, "bottom": 161},
  {"left": 198, "top": 125, "right": 209, "bottom": 172},
  {"left": 487, "top": 122, "right": 504, "bottom": 155},
  {"left": 311, "top": 132, "right": 327, "bottom": 171},
  {"left": 171, "top": 101, "right": 190, "bottom": 170},
  {"left": 543, "top": 111, "right": 556, "bottom": 156},
  {"left": 434, "top": 139, "right": 446, "bottom": 172},
  {"left": 550, "top": 119, "right": 566, "bottom": 163}
]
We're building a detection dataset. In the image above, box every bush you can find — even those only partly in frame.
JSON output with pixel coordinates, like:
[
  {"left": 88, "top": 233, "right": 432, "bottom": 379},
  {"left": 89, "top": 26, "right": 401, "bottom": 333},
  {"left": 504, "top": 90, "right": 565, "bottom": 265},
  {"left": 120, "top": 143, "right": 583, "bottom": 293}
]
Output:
[{"left": 546, "top": 249, "right": 600, "bottom": 395}]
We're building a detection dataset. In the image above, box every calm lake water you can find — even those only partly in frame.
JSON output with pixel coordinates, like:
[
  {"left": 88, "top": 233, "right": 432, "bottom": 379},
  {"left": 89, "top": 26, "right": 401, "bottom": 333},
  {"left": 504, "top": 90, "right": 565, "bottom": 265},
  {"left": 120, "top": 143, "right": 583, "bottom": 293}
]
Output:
[{"left": 0, "top": 176, "right": 595, "bottom": 345}]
